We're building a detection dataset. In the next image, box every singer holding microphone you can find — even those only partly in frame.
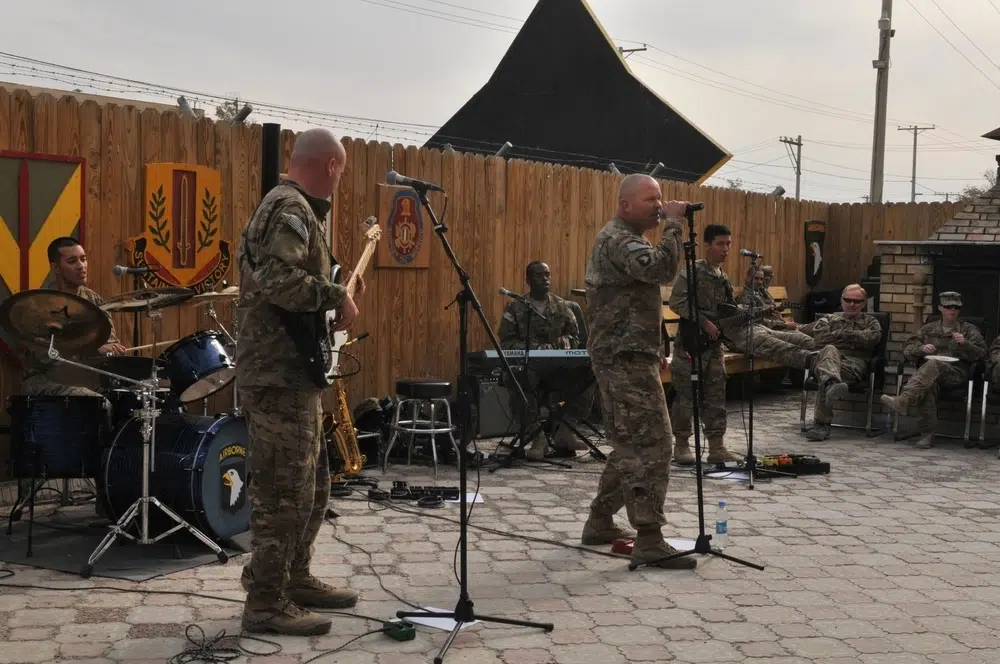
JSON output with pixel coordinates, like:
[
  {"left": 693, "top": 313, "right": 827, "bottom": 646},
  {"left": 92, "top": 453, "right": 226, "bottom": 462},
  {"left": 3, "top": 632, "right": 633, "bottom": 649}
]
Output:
[
  {"left": 18, "top": 237, "right": 126, "bottom": 399},
  {"left": 580, "top": 173, "right": 697, "bottom": 570}
]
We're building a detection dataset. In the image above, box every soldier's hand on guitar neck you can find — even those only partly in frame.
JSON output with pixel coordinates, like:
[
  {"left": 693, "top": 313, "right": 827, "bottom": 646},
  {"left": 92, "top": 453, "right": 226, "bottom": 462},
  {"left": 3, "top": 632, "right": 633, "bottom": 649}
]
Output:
[
  {"left": 332, "top": 295, "right": 358, "bottom": 332},
  {"left": 703, "top": 320, "right": 720, "bottom": 340},
  {"left": 344, "top": 269, "right": 366, "bottom": 299}
]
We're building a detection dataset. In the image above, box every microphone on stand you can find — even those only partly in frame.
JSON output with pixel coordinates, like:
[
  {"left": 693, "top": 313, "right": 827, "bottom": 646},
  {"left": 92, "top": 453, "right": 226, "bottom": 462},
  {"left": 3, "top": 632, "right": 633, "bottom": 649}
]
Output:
[
  {"left": 112, "top": 265, "right": 152, "bottom": 276},
  {"left": 498, "top": 287, "right": 522, "bottom": 299},
  {"left": 386, "top": 170, "right": 445, "bottom": 193},
  {"left": 739, "top": 249, "right": 762, "bottom": 259}
]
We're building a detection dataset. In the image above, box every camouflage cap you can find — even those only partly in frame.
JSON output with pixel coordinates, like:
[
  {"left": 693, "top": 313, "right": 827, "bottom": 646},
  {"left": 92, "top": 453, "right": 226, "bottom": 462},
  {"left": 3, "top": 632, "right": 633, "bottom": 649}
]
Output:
[{"left": 939, "top": 291, "right": 962, "bottom": 307}]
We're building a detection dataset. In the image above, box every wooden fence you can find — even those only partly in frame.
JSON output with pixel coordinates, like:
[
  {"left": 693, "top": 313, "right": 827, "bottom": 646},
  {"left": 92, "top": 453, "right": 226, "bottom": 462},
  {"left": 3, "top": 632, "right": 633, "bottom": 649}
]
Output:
[{"left": 0, "top": 87, "right": 962, "bottom": 442}]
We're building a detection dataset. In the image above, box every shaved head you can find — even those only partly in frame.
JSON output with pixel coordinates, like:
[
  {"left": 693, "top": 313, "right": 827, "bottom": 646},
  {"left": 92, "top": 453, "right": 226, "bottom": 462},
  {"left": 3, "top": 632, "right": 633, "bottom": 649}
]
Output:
[
  {"left": 286, "top": 128, "right": 347, "bottom": 199},
  {"left": 617, "top": 173, "right": 658, "bottom": 203},
  {"left": 616, "top": 173, "right": 662, "bottom": 230},
  {"left": 290, "top": 128, "right": 345, "bottom": 165}
]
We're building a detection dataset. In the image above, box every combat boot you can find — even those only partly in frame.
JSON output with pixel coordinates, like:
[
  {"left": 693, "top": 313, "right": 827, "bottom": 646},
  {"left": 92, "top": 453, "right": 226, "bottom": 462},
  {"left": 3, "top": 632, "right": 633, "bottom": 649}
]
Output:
[
  {"left": 241, "top": 595, "right": 332, "bottom": 636},
  {"left": 706, "top": 436, "right": 743, "bottom": 464},
  {"left": 915, "top": 432, "right": 934, "bottom": 449},
  {"left": 673, "top": 436, "right": 696, "bottom": 465},
  {"left": 880, "top": 394, "right": 906, "bottom": 414},
  {"left": 580, "top": 511, "right": 635, "bottom": 545},
  {"left": 824, "top": 379, "right": 849, "bottom": 408},
  {"left": 629, "top": 526, "right": 697, "bottom": 570},
  {"left": 242, "top": 566, "right": 359, "bottom": 609}
]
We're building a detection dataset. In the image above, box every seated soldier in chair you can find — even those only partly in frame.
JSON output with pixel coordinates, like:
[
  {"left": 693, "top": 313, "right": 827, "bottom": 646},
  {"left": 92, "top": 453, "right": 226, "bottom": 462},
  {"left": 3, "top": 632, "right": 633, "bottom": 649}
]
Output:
[
  {"left": 881, "top": 291, "right": 986, "bottom": 449},
  {"left": 499, "top": 261, "right": 593, "bottom": 460}
]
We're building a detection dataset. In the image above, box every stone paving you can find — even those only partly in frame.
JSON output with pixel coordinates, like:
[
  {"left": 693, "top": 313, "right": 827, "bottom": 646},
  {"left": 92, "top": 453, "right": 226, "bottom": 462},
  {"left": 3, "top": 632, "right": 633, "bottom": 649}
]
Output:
[{"left": 2, "top": 391, "right": 1000, "bottom": 663}]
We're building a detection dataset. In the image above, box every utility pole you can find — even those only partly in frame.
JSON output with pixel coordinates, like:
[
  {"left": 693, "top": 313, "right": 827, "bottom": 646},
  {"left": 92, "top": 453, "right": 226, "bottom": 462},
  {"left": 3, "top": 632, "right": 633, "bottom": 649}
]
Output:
[
  {"left": 898, "top": 125, "right": 935, "bottom": 202},
  {"left": 869, "top": 0, "right": 894, "bottom": 203},
  {"left": 779, "top": 135, "right": 803, "bottom": 200},
  {"left": 618, "top": 45, "right": 647, "bottom": 59}
]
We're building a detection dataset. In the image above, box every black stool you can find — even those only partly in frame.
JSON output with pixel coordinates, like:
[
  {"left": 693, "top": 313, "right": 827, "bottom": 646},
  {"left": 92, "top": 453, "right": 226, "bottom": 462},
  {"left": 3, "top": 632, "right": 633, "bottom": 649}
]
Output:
[{"left": 382, "top": 379, "right": 459, "bottom": 479}]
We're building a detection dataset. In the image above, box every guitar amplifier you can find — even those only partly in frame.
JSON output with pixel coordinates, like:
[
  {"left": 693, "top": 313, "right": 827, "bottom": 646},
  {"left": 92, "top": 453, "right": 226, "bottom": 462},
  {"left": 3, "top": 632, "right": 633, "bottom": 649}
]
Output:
[{"left": 472, "top": 375, "right": 518, "bottom": 438}]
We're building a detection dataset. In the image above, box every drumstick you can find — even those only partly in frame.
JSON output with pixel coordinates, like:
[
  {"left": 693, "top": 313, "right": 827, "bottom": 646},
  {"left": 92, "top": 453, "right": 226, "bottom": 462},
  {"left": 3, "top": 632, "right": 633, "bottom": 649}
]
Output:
[{"left": 126, "top": 338, "right": 179, "bottom": 353}]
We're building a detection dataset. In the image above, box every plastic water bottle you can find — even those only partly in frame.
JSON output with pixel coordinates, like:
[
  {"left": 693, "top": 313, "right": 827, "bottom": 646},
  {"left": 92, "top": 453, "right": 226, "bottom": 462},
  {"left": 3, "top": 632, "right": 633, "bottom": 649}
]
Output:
[{"left": 714, "top": 500, "right": 729, "bottom": 549}]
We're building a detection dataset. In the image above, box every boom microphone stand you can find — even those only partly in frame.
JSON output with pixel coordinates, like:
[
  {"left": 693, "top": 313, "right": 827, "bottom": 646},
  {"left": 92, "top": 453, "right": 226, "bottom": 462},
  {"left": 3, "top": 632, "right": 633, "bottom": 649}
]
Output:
[
  {"left": 630, "top": 203, "right": 763, "bottom": 572},
  {"left": 393, "top": 180, "right": 553, "bottom": 664}
]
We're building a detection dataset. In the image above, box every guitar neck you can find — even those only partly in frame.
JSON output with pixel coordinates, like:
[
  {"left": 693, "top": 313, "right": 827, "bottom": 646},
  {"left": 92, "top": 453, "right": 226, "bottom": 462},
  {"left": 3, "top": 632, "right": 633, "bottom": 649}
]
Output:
[{"left": 345, "top": 241, "right": 377, "bottom": 297}]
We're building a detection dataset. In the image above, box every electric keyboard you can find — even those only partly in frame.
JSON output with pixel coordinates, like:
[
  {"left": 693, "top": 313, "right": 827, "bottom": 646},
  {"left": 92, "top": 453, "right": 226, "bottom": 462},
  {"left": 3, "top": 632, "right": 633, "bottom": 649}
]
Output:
[{"left": 468, "top": 348, "right": 592, "bottom": 372}]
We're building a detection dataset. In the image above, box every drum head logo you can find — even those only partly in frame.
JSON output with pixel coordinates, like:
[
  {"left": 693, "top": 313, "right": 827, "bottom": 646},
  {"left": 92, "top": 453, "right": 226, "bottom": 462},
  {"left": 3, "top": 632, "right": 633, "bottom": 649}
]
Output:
[
  {"left": 218, "top": 444, "right": 248, "bottom": 514},
  {"left": 125, "top": 163, "right": 230, "bottom": 295}
]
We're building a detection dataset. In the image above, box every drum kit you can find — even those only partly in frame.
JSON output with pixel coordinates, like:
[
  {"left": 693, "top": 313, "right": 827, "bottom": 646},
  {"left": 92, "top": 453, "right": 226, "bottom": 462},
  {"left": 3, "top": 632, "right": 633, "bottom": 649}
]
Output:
[{"left": 0, "top": 284, "right": 247, "bottom": 578}]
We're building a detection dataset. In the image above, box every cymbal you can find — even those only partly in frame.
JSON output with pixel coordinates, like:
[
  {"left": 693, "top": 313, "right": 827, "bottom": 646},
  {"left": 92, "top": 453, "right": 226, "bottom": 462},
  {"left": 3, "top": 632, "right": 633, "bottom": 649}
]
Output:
[
  {"left": 189, "top": 286, "right": 240, "bottom": 307},
  {"left": 101, "top": 287, "right": 194, "bottom": 313},
  {"left": 0, "top": 289, "right": 112, "bottom": 355}
]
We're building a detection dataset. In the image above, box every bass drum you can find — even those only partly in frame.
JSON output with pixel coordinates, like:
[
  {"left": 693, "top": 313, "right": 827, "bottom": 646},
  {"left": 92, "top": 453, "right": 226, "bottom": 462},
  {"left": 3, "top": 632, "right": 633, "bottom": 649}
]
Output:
[{"left": 100, "top": 412, "right": 250, "bottom": 541}]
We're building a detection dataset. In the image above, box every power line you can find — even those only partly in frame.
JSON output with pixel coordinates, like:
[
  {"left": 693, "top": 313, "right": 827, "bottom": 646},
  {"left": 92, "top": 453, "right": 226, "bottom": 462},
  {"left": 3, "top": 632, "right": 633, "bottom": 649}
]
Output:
[
  {"left": 904, "top": 0, "right": 1000, "bottom": 91},
  {"left": 926, "top": 0, "right": 1000, "bottom": 71}
]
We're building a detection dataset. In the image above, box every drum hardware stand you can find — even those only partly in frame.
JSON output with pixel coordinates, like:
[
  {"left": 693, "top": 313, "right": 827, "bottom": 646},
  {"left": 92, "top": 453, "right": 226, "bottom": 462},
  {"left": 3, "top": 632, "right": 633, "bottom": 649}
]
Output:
[
  {"left": 630, "top": 203, "right": 764, "bottom": 573},
  {"left": 394, "top": 181, "right": 553, "bottom": 664},
  {"left": 204, "top": 297, "right": 240, "bottom": 415},
  {"left": 40, "top": 311, "right": 230, "bottom": 578}
]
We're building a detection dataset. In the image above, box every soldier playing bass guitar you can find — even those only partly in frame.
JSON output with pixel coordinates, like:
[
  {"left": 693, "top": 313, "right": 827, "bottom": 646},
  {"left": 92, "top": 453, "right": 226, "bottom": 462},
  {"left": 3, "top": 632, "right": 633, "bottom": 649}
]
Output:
[{"left": 668, "top": 224, "right": 835, "bottom": 466}]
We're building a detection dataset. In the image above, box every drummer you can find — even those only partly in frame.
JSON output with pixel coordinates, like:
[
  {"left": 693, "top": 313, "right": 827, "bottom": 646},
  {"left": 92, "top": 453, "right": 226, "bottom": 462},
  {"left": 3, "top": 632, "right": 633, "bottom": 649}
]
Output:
[
  {"left": 19, "top": 237, "right": 126, "bottom": 398},
  {"left": 880, "top": 291, "right": 987, "bottom": 448}
]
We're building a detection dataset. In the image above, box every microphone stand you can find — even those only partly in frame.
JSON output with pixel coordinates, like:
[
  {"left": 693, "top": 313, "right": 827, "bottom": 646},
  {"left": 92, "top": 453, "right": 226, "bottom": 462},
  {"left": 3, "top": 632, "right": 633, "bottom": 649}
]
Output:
[
  {"left": 131, "top": 272, "right": 141, "bottom": 351},
  {"left": 395, "top": 184, "right": 553, "bottom": 664},
  {"left": 727, "top": 260, "right": 794, "bottom": 489},
  {"left": 629, "top": 203, "right": 763, "bottom": 572}
]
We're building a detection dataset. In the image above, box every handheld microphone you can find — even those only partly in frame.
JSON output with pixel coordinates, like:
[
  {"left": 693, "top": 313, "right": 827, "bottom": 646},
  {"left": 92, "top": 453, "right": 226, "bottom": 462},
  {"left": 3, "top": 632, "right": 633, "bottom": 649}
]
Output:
[
  {"left": 739, "top": 249, "right": 762, "bottom": 259},
  {"left": 112, "top": 265, "right": 152, "bottom": 276},
  {"left": 386, "top": 170, "right": 444, "bottom": 193}
]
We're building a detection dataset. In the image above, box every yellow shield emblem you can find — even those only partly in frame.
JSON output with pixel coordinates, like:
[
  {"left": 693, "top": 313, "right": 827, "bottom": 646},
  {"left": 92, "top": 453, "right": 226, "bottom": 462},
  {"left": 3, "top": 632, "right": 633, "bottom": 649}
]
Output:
[{"left": 126, "top": 163, "right": 229, "bottom": 294}]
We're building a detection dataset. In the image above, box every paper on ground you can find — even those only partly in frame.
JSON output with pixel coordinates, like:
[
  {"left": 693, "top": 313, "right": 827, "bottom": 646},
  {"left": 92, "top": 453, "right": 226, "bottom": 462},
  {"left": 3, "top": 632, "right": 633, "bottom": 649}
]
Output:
[{"left": 402, "top": 607, "right": 478, "bottom": 631}]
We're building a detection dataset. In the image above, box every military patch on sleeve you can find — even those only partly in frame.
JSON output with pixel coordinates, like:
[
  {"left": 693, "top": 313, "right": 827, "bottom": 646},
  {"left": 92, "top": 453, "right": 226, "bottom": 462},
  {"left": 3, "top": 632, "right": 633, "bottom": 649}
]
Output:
[
  {"left": 636, "top": 253, "right": 652, "bottom": 267},
  {"left": 281, "top": 214, "right": 309, "bottom": 242},
  {"left": 503, "top": 311, "right": 515, "bottom": 323},
  {"left": 625, "top": 240, "right": 649, "bottom": 254}
]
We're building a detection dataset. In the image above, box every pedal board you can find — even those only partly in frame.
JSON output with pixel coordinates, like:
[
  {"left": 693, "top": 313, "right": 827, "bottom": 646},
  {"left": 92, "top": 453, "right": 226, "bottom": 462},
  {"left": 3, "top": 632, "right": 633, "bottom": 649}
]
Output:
[
  {"left": 758, "top": 454, "right": 830, "bottom": 475},
  {"left": 389, "top": 481, "right": 460, "bottom": 502}
]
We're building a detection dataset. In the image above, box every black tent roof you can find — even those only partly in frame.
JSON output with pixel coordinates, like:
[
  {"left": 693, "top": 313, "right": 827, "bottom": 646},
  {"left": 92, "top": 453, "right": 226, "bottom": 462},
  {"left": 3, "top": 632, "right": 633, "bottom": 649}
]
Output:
[{"left": 423, "top": 0, "right": 730, "bottom": 184}]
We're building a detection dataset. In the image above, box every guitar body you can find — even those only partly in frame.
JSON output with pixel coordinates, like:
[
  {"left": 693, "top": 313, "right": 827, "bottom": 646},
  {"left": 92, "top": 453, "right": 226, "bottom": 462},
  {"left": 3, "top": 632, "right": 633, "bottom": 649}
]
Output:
[{"left": 285, "top": 219, "right": 382, "bottom": 388}]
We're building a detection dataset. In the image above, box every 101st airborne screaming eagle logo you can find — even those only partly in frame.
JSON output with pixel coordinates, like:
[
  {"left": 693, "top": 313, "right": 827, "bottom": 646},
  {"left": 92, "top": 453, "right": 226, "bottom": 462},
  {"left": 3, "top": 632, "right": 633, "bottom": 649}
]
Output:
[{"left": 125, "top": 164, "right": 230, "bottom": 293}]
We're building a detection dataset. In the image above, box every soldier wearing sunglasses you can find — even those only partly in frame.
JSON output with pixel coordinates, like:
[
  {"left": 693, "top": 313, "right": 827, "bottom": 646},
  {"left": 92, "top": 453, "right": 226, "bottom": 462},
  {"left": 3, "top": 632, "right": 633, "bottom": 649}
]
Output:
[
  {"left": 796, "top": 284, "right": 883, "bottom": 441},
  {"left": 881, "top": 291, "right": 986, "bottom": 448}
]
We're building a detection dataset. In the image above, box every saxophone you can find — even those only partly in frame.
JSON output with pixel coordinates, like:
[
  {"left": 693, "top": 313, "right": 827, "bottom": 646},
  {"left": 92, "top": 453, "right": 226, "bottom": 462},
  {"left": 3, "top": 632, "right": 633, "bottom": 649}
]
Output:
[{"left": 330, "top": 378, "right": 365, "bottom": 479}]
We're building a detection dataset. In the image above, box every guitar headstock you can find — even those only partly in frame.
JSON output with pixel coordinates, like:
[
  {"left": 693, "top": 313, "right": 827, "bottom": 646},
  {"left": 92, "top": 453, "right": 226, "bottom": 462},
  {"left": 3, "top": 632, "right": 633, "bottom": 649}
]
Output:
[{"left": 362, "top": 216, "right": 382, "bottom": 242}]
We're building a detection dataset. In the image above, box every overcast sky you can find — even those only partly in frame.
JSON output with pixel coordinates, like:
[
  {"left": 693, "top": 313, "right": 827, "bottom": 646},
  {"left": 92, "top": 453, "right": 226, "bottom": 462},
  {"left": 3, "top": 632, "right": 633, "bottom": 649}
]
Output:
[{"left": 2, "top": 0, "right": 998, "bottom": 203}]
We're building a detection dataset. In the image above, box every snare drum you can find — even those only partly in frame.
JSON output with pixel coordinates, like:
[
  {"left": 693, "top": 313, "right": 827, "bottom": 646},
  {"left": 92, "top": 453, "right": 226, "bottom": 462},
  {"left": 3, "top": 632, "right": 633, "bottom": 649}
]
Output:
[
  {"left": 99, "top": 412, "right": 249, "bottom": 541},
  {"left": 158, "top": 331, "right": 236, "bottom": 403},
  {"left": 7, "top": 395, "right": 108, "bottom": 479}
]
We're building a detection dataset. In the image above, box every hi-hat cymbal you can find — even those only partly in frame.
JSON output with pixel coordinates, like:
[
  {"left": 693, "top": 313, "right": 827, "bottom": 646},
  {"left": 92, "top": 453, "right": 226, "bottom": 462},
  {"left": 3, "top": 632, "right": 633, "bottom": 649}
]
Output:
[
  {"left": 0, "top": 289, "right": 112, "bottom": 355},
  {"left": 101, "top": 287, "right": 194, "bottom": 312},
  {"left": 188, "top": 286, "right": 240, "bottom": 307}
]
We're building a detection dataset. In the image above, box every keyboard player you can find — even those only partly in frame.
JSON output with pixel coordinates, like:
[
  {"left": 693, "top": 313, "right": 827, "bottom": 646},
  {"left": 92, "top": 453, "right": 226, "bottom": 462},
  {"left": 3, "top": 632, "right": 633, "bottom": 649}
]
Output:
[{"left": 498, "top": 261, "right": 593, "bottom": 460}]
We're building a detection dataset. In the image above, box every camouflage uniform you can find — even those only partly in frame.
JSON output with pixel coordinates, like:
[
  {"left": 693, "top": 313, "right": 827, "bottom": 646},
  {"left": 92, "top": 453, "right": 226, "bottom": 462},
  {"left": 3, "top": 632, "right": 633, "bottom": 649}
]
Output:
[
  {"left": 798, "top": 312, "right": 882, "bottom": 439},
  {"left": 882, "top": 317, "right": 986, "bottom": 444},
  {"left": 20, "top": 286, "right": 116, "bottom": 400},
  {"left": 582, "top": 215, "right": 695, "bottom": 570},
  {"left": 498, "top": 293, "right": 590, "bottom": 457},
  {"left": 990, "top": 334, "right": 1000, "bottom": 386},
  {"left": 235, "top": 178, "right": 355, "bottom": 635},
  {"left": 670, "top": 261, "right": 817, "bottom": 463},
  {"left": 737, "top": 285, "right": 807, "bottom": 338}
]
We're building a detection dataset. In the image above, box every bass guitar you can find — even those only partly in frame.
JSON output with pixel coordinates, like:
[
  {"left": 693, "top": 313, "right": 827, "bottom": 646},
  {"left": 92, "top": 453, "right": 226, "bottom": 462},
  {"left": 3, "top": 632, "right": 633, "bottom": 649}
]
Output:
[
  {"left": 676, "top": 300, "right": 804, "bottom": 351},
  {"left": 290, "top": 216, "right": 382, "bottom": 388}
]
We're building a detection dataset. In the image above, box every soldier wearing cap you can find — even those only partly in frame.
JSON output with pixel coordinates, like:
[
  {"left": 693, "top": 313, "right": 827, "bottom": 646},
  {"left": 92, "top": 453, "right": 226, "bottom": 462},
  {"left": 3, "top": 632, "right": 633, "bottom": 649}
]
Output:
[{"left": 881, "top": 291, "right": 986, "bottom": 448}]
